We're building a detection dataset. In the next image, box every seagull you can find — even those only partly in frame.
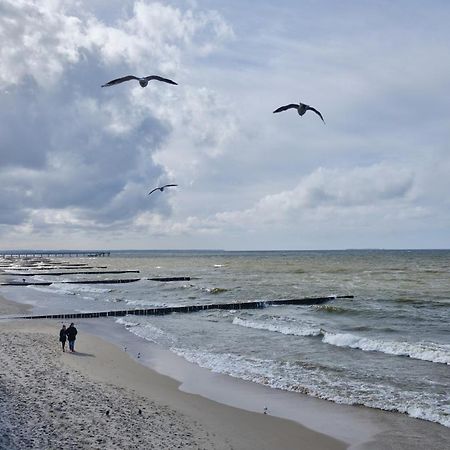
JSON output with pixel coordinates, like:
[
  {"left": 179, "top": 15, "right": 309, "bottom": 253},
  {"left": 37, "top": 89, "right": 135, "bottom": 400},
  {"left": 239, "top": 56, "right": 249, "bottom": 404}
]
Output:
[
  {"left": 101, "top": 75, "right": 178, "bottom": 88},
  {"left": 273, "top": 101, "right": 325, "bottom": 123},
  {"left": 148, "top": 184, "right": 178, "bottom": 196}
]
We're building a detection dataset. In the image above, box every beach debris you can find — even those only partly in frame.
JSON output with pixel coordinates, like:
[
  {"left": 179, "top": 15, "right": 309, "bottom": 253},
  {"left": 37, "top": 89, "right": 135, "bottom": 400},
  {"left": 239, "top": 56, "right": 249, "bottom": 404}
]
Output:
[
  {"left": 138, "top": 408, "right": 142, "bottom": 415},
  {"left": 273, "top": 101, "right": 325, "bottom": 123},
  {"left": 105, "top": 410, "right": 110, "bottom": 416},
  {"left": 124, "top": 346, "right": 127, "bottom": 352},
  {"left": 148, "top": 184, "right": 178, "bottom": 196},
  {"left": 101, "top": 74, "right": 178, "bottom": 88}
]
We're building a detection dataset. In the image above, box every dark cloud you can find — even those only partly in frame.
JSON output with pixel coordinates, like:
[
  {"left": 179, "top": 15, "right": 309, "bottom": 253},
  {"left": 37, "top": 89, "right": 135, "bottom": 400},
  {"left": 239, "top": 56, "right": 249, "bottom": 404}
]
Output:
[{"left": 0, "top": 54, "right": 171, "bottom": 226}]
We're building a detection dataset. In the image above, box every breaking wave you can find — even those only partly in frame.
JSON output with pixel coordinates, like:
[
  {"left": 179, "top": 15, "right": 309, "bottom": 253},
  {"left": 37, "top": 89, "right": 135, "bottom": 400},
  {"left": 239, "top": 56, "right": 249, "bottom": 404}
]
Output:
[
  {"left": 322, "top": 333, "right": 450, "bottom": 365},
  {"left": 232, "top": 317, "right": 321, "bottom": 337}
]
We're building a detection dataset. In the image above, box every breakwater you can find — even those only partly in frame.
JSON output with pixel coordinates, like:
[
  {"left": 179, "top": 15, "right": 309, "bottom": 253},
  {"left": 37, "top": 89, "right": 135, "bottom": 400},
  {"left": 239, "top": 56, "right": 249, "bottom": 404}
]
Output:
[{"left": 6, "top": 295, "right": 354, "bottom": 320}]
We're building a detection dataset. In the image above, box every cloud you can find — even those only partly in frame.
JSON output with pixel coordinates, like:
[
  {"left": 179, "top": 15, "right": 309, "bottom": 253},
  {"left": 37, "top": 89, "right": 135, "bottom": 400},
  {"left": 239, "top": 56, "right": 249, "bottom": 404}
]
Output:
[
  {"left": 0, "top": 0, "right": 234, "bottom": 234},
  {"left": 1, "top": 0, "right": 449, "bottom": 250},
  {"left": 0, "top": 0, "right": 233, "bottom": 90},
  {"left": 212, "top": 164, "right": 416, "bottom": 228},
  {"left": 129, "top": 163, "right": 418, "bottom": 238}
]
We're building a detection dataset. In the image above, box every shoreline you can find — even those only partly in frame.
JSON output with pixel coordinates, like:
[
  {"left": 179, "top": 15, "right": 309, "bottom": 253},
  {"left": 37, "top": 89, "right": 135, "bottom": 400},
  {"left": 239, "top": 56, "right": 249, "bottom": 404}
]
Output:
[
  {"left": 2, "top": 293, "right": 450, "bottom": 449},
  {"left": 0, "top": 294, "right": 345, "bottom": 450}
]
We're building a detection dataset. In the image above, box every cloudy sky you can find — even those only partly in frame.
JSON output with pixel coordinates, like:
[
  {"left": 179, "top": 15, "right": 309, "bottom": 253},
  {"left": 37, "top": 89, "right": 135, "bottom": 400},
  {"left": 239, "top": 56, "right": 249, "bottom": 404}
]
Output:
[{"left": 1, "top": 0, "right": 449, "bottom": 250}]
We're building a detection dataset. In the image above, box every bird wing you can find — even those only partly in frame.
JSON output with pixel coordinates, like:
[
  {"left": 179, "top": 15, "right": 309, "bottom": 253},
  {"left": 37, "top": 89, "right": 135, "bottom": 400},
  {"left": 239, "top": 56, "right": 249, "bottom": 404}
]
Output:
[
  {"left": 162, "top": 184, "right": 178, "bottom": 188},
  {"left": 307, "top": 106, "right": 325, "bottom": 123},
  {"left": 148, "top": 188, "right": 159, "bottom": 196},
  {"left": 101, "top": 75, "right": 140, "bottom": 87},
  {"left": 143, "top": 75, "right": 178, "bottom": 85},
  {"left": 273, "top": 104, "right": 299, "bottom": 113}
]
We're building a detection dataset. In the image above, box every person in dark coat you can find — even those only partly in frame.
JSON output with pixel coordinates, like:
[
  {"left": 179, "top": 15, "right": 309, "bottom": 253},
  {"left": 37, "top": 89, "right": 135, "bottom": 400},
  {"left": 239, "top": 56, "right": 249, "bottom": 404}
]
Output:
[
  {"left": 65, "top": 323, "right": 78, "bottom": 352},
  {"left": 59, "top": 325, "right": 67, "bottom": 352}
]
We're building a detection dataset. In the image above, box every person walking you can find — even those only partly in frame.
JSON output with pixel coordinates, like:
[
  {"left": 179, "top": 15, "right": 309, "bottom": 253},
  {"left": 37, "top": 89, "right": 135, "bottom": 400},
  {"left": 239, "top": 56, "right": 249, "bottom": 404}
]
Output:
[
  {"left": 65, "top": 323, "right": 78, "bottom": 352},
  {"left": 59, "top": 324, "right": 67, "bottom": 352}
]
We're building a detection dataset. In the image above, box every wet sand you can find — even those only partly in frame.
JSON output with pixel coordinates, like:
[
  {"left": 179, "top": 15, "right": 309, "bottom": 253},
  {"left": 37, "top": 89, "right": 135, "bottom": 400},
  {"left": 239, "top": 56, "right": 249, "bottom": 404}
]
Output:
[
  {"left": 1, "top": 293, "right": 450, "bottom": 449},
  {"left": 0, "top": 294, "right": 345, "bottom": 449}
]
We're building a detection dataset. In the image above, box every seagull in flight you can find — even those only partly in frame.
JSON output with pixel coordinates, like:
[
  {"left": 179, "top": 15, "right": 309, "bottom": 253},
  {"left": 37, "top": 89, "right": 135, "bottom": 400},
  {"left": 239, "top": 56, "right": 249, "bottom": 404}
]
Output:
[
  {"left": 148, "top": 184, "right": 178, "bottom": 196},
  {"left": 273, "top": 101, "right": 325, "bottom": 123},
  {"left": 101, "top": 75, "right": 178, "bottom": 88}
]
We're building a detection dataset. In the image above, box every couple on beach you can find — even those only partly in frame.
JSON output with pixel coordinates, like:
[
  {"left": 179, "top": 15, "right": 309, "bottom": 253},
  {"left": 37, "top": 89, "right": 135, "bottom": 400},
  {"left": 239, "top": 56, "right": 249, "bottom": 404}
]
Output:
[{"left": 59, "top": 323, "right": 78, "bottom": 352}]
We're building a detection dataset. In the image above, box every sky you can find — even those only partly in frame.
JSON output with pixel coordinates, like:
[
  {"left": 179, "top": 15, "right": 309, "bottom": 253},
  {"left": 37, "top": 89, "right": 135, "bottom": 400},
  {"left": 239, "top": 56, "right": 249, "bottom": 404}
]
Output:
[{"left": 1, "top": 0, "right": 449, "bottom": 250}]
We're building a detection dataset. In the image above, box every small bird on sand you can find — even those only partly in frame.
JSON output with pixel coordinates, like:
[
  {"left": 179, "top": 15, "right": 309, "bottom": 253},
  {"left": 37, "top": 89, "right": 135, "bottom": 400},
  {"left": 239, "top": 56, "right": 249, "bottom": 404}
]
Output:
[
  {"left": 101, "top": 75, "right": 178, "bottom": 88},
  {"left": 137, "top": 352, "right": 141, "bottom": 359},
  {"left": 273, "top": 101, "right": 325, "bottom": 123},
  {"left": 263, "top": 407, "right": 268, "bottom": 415},
  {"left": 148, "top": 184, "right": 178, "bottom": 196}
]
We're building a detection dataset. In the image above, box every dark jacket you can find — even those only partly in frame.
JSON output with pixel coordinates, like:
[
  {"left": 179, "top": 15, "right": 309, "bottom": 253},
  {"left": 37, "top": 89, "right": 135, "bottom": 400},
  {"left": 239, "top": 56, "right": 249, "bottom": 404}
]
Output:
[
  {"left": 65, "top": 325, "right": 78, "bottom": 341},
  {"left": 59, "top": 329, "right": 67, "bottom": 342}
]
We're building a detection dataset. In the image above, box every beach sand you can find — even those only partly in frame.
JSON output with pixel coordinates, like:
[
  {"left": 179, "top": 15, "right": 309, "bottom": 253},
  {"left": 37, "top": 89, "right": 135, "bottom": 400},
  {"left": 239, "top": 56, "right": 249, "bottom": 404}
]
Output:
[
  {"left": 0, "top": 295, "right": 345, "bottom": 449},
  {"left": 2, "top": 293, "right": 450, "bottom": 450}
]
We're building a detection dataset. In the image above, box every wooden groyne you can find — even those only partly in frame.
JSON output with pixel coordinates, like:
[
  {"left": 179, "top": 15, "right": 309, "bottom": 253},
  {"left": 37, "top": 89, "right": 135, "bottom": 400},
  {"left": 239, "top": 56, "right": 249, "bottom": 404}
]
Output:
[
  {"left": 6, "top": 270, "right": 140, "bottom": 276},
  {"left": 1, "top": 278, "right": 141, "bottom": 286},
  {"left": 6, "top": 295, "right": 354, "bottom": 320},
  {"left": 63, "top": 278, "right": 140, "bottom": 285},
  {"left": 16, "top": 266, "right": 109, "bottom": 270},
  {"left": 149, "top": 277, "right": 191, "bottom": 282},
  {"left": 1, "top": 282, "right": 52, "bottom": 286}
]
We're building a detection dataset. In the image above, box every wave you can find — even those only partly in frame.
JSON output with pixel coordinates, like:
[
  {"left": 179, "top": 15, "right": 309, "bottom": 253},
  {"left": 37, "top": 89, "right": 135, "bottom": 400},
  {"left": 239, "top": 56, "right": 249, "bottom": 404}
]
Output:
[
  {"left": 115, "top": 317, "right": 139, "bottom": 327},
  {"left": 207, "top": 287, "right": 229, "bottom": 295},
  {"left": 28, "top": 282, "right": 113, "bottom": 296},
  {"left": 116, "top": 317, "right": 174, "bottom": 345},
  {"left": 232, "top": 317, "right": 321, "bottom": 337},
  {"left": 314, "top": 305, "right": 353, "bottom": 314},
  {"left": 170, "top": 347, "right": 450, "bottom": 428},
  {"left": 322, "top": 332, "right": 450, "bottom": 365},
  {"left": 233, "top": 317, "right": 450, "bottom": 365}
]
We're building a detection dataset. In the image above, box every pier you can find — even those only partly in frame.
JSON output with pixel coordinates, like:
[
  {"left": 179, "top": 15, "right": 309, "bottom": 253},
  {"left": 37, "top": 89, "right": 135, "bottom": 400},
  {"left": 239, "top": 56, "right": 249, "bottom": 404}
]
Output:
[
  {"left": 5, "top": 295, "right": 354, "bottom": 320},
  {"left": 6, "top": 270, "right": 140, "bottom": 276},
  {"left": 0, "top": 251, "right": 110, "bottom": 258}
]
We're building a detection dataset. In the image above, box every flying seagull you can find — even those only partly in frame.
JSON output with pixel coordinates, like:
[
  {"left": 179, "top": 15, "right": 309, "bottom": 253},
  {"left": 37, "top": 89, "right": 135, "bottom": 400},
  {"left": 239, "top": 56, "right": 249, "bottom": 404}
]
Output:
[
  {"left": 148, "top": 184, "right": 178, "bottom": 196},
  {"left": 101, "top": 75, "right": 178, "bottom": 88},
  {"left": 273, "top": 101, "right": 325, "bottom": 123}
]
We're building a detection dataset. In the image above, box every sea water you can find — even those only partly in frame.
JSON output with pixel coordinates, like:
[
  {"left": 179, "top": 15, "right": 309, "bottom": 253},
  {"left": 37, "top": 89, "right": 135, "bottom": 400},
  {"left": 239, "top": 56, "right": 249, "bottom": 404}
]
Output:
[{"left": 2, "top": 250, "right": 449, "bottom": 427}]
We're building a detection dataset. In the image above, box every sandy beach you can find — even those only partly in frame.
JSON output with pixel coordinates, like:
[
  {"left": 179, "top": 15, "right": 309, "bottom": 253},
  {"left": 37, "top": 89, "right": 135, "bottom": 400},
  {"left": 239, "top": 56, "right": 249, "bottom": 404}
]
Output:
[
  {"left": 1, "top": 290, "right": 450, "bottom": 450},
  {"left": 0, "top": 295, "right": 345, "bottom": 450}
]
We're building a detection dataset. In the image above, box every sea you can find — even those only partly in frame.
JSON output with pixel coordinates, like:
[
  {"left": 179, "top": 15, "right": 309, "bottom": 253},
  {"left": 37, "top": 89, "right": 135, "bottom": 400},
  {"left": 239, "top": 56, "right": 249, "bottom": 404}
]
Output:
[{"left": 1, "top": 249, "right": 449, "bottom": 428}]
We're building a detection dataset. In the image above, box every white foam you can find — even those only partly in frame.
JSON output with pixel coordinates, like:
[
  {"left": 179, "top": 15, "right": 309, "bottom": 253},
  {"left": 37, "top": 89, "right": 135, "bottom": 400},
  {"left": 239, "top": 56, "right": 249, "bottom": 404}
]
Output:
[
  {"left": 117, "top": 318, "right": 174, "bottom": 345},
  {"left": 170, "top": 347, "right": 450, "bottom": 428},
  {"left": 27, "top": 285, "right": 77, "bottom": 296},
  {"left": 322, "top": 332, "right": 450, "bottom": 365},
  {"left": 232, "top": 317, "right": 322, "bottom": 337},
  {"left": 115, "top": 317, "right": 139, "bottom": 327}
]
